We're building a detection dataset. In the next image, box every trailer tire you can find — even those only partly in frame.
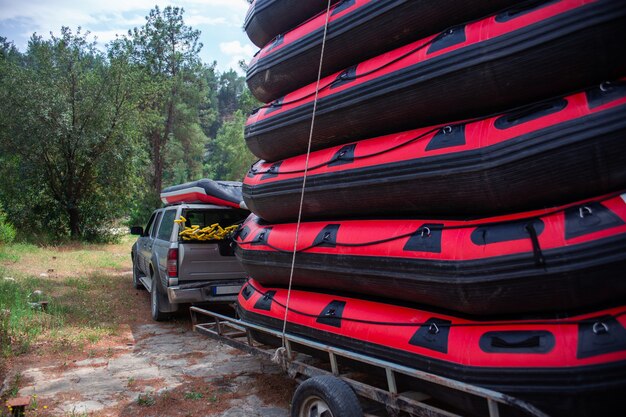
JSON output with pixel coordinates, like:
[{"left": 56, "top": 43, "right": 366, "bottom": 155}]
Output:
[{"left": 291, "top": 376, "right": 363, "bottom": 417}]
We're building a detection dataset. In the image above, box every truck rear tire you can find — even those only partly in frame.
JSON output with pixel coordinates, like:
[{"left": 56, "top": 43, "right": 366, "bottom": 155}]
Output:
[
  {"left": 291, "top": 376, "right": 363, "bottom": 417},
  {"left": 132, "top": 260, "right": 144, "bottom": 290},
  {"left": 151, "top": 277, "right": 171, "bottom": 322}
]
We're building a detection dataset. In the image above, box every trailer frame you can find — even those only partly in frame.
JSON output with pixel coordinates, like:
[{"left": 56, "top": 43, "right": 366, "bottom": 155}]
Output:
[{"left": 190, "top": 305, "right": 551, "bottom": 417}]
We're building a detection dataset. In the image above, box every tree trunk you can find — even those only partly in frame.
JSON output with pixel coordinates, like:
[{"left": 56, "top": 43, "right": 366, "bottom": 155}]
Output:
[
  {"left": 68, "top": 205, "right": 81, "bottom": 239},
  {"left": 151, "top": 130, "right": 163, "bottom": 195}
]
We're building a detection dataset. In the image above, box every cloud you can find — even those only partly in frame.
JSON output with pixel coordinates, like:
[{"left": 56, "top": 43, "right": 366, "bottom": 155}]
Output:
[
  {"left": 219, "top": 40, "right": 254, "bottom": 57},
  {"left": 218, "top": 40, "right": 255, "bottom": 73},
  {"left": 90, "top": 29, "right": 128, "bottom": 44},
  {"left": 185, "top": 15, "right": 227, "bottom": 27},
  {"left": 0, "top": 0, "right": 253, "bottom": 72}
]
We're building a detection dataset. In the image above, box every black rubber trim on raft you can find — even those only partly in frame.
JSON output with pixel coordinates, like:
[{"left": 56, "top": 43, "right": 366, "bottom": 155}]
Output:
[
  {"left": 236, "top": 231, "right": 626, "bottom": 283},
  {"left": 408, "top": 318, "right": 452, "bottom": 354},
  {"left": 243, "top": 103, "right": 626, "bottom": 222},
  {"left": 587, "top": 80, "right": 626, "bottom": 108},
  {"left": 240, "top": 284, "right": 253, "bottom": 300},
  {"left": 246, "top": 0, "right": 520, "bottom": 103},
  {"left": 578, "top": 315, "right": 626, "bottom": 359},
  {"left": 564, "top": 202, "right": 626, "bottom": 240},
  {"left": 235, "top": 233, "right": 626, "bottom": 316},
  {"left": 244, "top": 0, "right": 626, "bottom": 161},
  {"left": 316, "top": 300, "right": 346, "bottom": 328},
  {"left": 243, "top": 0, "right": 341, "bottom": 48},
  {"left": 253, "top": 290, "right": 276, "bottom": 311},
  {"left": 424, "top": 124, "right": 466, "bottom": 151},
  {"left": 471, "top": 219, "right": 545, "bottom": 246},
  {"left": 403, "top": 224, "right": 444, "bottom": 253},
  {"left": 493, "top": 98, "right": 568, "bottom": 129},
  {"left": 237, "top": 307, "right": 626, "bottom": 395},
  {"left": 495, "top": 0, "right": 561, "bottom": 23},
  {"left": 479, "top": 330, "right": 556, "bottom": 354}
]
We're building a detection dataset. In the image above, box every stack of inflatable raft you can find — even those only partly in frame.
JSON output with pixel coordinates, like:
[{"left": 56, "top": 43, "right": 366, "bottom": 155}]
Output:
[{"left": 237, "top": 1, "right": 626, "bottom": 416}]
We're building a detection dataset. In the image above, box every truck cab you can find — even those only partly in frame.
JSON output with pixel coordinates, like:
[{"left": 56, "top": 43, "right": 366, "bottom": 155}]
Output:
[{"left": 131, "top": 203, "right": 249, "bottom": 321}]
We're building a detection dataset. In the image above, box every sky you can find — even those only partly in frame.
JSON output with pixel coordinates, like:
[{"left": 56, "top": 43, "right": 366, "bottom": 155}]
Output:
[{"left": 0, "top": 0, "right": 257, "bottom": 74}]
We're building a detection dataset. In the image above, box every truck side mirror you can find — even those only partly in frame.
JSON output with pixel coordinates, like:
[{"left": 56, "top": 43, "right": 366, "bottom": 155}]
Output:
[{"left": 130, "top": 226, "right": 144, "bottom": 236}]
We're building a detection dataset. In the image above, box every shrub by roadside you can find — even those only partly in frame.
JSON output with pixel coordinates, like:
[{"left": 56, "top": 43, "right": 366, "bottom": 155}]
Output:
[{"left": 0, "top": 210, "right": 15, "bottom": 245}]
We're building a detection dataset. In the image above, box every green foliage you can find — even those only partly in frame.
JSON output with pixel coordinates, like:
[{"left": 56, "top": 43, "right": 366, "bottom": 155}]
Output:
[
  {"left": 0, "top": 208, "right": 15, "bottom": 244},
  {"left": 0, "top": 28, "right": 144, "bottom": 240},
  {"left": 204, "top": 110, "right": 258, "bottom": 181},
  {"left": 137, "top": 393, "right": 156, "bottom": 406},
  {"left": 0, "top": 7, "right": 260, "bottom": 240},
  {"left": 184, "top": 390, "right": 203, "bottom": 400},
  {"left": 126, "top": 5, "right": 208, "bottom": 195}
]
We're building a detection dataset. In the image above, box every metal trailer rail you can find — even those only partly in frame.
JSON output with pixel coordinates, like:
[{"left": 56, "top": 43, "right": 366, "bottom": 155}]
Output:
[{"left": 190, "top": 306, "right": 551, "bottom": 417}]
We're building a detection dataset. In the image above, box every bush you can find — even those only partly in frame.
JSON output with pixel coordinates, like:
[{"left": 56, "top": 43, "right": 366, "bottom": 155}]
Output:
[{"left": 0, "top": 209, "right": 16, "bottom": 244}]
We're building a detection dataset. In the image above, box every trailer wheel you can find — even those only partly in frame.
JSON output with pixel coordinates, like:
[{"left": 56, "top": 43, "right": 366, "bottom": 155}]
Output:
[{"left": 291, "top": 376, "right": 363, "bottom": 417}]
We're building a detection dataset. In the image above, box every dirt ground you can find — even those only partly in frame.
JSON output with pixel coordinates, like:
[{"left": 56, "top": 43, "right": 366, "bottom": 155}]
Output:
[
  {"left": 3, "top": 284, "right": 295, "bottom": 417},
  {"left": 0, "top": 239, "right": 296, "bottom": 417}
]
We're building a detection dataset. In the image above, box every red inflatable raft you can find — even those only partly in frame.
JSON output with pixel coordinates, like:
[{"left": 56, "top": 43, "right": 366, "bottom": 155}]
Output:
[
  {"left": 244, "top": 0, "right": 626, "bottom": 162},
  {"left": 235, "top": 192, "right": 626, "bottom": 316},
  {"left": 160, "top": 179, "right": 244, "bottom": 208},
  {"left": 248, "top": 0, "right": 519, "bottom": 103},
  {"left": 243, "top": 0, "right": 340, "bottom": 48},
  {"left": 238, "top": 279, "right": 626, "bottom": 417},
  {"left": 244, "top": 81, "right": 626, "bottom": 222}
]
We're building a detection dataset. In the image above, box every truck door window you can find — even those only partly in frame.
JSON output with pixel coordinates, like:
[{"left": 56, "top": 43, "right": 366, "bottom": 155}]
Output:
[
  {"left": 144, "top": 213, "right": 156, "bottom": 237},
  {"left": 157, "top": 209, "right": 177, "bottom": 241},
  {"left": 150, "top": 212, "right": 163, "bottom": 239}
]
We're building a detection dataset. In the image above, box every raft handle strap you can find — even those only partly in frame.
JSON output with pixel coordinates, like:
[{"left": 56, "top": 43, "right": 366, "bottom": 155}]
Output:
[{"left": 525, "top": 221, "right": 545, "bottom": 267}]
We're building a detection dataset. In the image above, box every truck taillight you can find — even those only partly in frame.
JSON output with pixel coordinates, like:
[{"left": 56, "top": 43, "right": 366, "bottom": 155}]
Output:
[{"left": 167, "top": 248, "right": 178, "bottom": 278}]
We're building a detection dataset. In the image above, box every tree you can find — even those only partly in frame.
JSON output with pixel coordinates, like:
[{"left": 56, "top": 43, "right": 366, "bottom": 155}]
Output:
[
  {"left": 204, "top": 110, "right": 258, "bottom": 181},
  {"left": 217, "top": 69, "right": 247, "bottom": 121},
  {"left": 127, "top": 6, "right": 206, "bottom": 198},
  {"left": 0, "top": 28, "right": 142, "bottom": 239}
]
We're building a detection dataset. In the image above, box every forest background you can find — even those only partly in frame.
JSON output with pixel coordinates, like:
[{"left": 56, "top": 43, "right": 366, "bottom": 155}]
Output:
[{"left": 0, "top": 5, "right": 260, "bottom": 242}]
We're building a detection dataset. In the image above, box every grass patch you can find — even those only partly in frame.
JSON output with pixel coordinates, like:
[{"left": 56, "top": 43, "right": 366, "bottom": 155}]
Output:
[
  {"left": 0, "top": 275, "right": 64, "bottom": 356},
  {"left": 0, "top": 235, "right": 135, "bottom": 383},
  {"left": 183, "top": 390, "right": 203, "bottom": 400},
  {"left": 137, "top": 393, "right": 156, "bottom": 406}
]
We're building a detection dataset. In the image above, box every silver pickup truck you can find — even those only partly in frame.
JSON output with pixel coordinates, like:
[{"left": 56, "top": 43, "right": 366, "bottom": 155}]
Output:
[{"left": 130, "top": 203, "right": 249, "bottom": 321}]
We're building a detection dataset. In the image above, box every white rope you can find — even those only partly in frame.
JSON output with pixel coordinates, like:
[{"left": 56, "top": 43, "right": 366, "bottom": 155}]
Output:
[{"left": 279, "top": 0, "right": 333, "bottom": 350}]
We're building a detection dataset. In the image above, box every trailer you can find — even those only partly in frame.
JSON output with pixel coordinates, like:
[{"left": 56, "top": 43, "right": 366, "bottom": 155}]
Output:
[{"left": 190, "top": 305, "right": 551, "bottom": 417}]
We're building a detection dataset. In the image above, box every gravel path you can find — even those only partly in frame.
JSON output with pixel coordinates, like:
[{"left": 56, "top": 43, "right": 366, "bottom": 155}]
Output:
[{"left": 15, "top": 321, "right": 292, "bottom": 416}]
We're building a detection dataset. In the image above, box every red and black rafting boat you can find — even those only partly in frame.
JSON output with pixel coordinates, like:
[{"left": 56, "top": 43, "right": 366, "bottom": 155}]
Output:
[
  {"left": 244, "top": 0, "right": 341, "bottom": 48},
  {"left": 243, "top": 81, "right": 626, "bottom": 223},
  {"left": 248, "top": 0, "right": 519, "bottom": 103},
  {"left": 238, "top": 279, "right": 626, "bottom": 417},
  {"left": 235, "top": 192, "right": 626, "bottom": 316},
  {"left": 160, "top": 179, "right": 244, "bottom": 208},
  {"left": 244, "top": 0, "right": 626, "bottom": 162}
]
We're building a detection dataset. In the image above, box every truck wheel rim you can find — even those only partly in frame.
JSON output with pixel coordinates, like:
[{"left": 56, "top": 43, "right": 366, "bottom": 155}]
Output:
[{"left": 299, "top": 396, "right": 333, "bottom": 417}]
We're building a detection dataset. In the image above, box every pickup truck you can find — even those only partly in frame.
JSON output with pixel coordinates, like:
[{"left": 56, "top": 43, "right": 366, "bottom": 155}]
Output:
[{"left": 130, "top": 203, "right": 249, "bottom": 321}]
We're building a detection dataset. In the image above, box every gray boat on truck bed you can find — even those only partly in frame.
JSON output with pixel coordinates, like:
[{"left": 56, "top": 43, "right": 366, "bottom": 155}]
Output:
[{"left": 130, "top": 203, "right": 249, "bottom": 321}]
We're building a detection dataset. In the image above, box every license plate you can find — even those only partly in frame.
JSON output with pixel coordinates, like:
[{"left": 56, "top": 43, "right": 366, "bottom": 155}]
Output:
[{"left": 212, "top": 285, "right": 242, "bottom": 296}]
